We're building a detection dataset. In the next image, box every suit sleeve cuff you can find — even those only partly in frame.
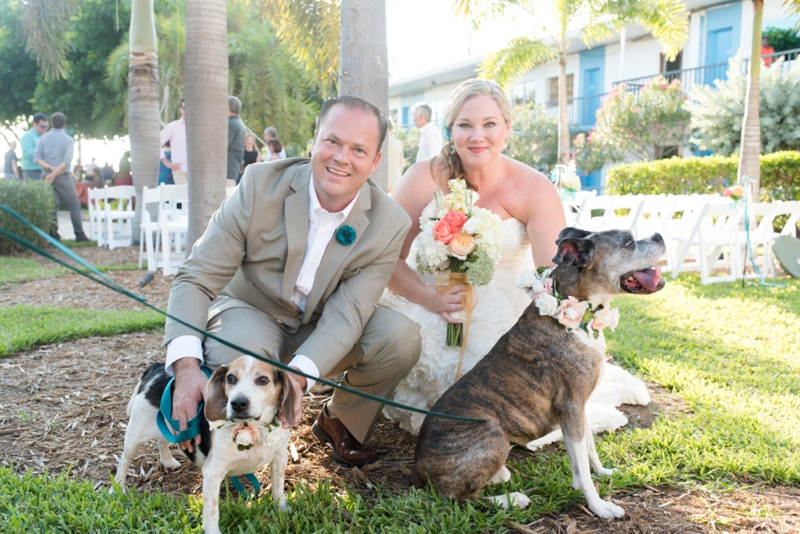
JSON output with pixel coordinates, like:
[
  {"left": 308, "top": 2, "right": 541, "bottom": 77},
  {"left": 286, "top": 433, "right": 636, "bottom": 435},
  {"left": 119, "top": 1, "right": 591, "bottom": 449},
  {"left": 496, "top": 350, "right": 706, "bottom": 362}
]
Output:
[
  {"left": 165, "top": 336, "right": 204, "bottom": 376},
  {"left": 289, "top": 354, "right": 319, "bottom": 394}
]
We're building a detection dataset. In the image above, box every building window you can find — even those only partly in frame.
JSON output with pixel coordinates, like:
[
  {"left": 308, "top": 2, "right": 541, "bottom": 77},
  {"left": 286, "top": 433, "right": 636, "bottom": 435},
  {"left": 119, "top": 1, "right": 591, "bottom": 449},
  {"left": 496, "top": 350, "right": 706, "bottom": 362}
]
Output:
[
  {"left": 548, "top": 74, "right": 573, "bottom": 104},
  {"left": 661, "top": 51, "right": 682, "bottom": 73},
  {"left": 511, "top": 82, "right": 536, "bottom": 106},
  {"left": 431, "top": 99, "right": 446, "bottom": 126}
]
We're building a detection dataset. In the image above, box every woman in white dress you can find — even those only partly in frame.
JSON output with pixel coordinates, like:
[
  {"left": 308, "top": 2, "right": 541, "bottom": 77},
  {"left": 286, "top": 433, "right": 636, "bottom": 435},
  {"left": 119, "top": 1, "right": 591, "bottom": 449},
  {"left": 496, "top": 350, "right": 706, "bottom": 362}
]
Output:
[{"left": 381, "top": 79, "right": 651, "bottom": 438}]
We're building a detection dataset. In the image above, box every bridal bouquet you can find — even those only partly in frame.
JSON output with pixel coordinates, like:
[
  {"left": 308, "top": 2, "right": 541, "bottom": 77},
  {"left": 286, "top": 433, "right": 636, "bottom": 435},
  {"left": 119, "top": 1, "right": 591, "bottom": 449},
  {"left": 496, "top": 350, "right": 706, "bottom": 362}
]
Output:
[{"left": 416, "top": 179, "right": 503, "bottom": 352}]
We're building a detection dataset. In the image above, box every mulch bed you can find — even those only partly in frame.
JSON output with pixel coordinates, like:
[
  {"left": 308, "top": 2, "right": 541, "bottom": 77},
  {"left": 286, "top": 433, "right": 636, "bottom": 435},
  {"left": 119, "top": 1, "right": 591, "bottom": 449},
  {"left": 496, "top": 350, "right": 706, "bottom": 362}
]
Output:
[{"left": 1, "top": 245, "right": 799, "bottom": 533}]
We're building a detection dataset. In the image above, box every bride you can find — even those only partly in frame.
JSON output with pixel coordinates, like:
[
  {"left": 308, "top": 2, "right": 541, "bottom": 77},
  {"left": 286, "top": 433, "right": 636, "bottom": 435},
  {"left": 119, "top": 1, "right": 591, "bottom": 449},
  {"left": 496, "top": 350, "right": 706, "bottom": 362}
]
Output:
[{"left": 381, "top": 79, "right": 650, "bottom": 438}]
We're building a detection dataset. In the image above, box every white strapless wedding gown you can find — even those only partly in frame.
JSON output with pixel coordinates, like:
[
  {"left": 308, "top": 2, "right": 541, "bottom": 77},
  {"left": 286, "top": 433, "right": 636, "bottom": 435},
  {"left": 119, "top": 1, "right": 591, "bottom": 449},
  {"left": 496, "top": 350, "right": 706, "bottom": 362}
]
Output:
[{"left": 380, "top": 218, "right": 651, "bottom": 442}]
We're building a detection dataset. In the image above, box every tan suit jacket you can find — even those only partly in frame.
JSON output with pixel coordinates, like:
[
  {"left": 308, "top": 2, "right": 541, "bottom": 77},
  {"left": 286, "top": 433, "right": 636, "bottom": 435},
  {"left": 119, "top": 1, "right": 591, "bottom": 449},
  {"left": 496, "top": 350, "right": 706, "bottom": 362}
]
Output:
[{"left": 165, "top": 158, "right": 412, "bottom": 377}]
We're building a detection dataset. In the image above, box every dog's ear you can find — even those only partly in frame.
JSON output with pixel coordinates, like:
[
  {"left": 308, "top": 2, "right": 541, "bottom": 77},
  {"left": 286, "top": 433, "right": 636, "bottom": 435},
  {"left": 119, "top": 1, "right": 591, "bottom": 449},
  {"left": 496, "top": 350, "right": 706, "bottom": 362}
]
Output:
[
  {"left": 556, "top": 227, "right": 593, "bottom": 244},
  {"left": 553, "top": 237, "right": 595, "bottom": 267},
  {"left": 278, "top": 370, "right": 299, "bottom": 427},
  {"left": 204, "top": 365, "right": 229, "bottom": 422}
]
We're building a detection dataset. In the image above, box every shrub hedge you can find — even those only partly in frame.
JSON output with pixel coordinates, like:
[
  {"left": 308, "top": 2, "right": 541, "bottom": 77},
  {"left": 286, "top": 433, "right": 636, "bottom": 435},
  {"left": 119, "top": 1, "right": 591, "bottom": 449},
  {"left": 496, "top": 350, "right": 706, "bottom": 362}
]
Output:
[
  {"left": 606, "top": 150, "right": 800, "bottom": 202},
  {"left": 0, "top": 180, "right": 56, "bottom": 255}
]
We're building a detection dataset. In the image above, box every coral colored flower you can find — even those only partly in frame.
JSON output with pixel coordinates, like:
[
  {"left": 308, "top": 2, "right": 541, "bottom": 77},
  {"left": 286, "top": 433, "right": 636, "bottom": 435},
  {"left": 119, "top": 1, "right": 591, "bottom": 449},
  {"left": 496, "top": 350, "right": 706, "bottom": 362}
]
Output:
[
  {"left": 730, "top": 185, "right": 744, "bottom": 197},
  {"left": 432, "top": 219, "right": 457, "bottom": 243},
  {"left": 442, "top": 210, "right": 467, "bottom": 233},
  {"left": 723, "top": 188, "right": 732, "bottom": 197}
]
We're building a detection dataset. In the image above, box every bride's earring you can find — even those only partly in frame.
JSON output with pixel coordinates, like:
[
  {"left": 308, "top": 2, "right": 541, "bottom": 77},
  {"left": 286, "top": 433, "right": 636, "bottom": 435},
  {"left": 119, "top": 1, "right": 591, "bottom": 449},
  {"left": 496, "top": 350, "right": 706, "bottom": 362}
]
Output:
[{"left": 449, "top": 141, "right": 455, "bottom": 153}]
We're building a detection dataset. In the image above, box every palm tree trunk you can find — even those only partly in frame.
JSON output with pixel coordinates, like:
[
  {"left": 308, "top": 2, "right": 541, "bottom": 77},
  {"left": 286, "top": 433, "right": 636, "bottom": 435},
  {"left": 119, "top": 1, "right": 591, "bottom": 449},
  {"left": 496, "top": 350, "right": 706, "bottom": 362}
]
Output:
[
  {"left": 184, "top": 0, "right": 228, "bottom": 254},
  {"left": 338, "top": 0, "right": 389, "bottom": 191},
  {"left": 739, "top": 0, "right": 764, "bottom": 200},
  {"left": 557, "top": 50, "right": 570, "bottom": 165},
  {"left": 128, "top": 0, "right": 160, "bottom": 242}
]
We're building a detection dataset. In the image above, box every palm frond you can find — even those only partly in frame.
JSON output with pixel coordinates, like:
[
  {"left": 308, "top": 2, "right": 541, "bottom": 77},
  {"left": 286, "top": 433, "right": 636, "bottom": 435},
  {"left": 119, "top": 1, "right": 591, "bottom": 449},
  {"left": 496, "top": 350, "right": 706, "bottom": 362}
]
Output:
[
  {"left": 480, "top": 36, "right": 555, "bottom": 88},
  {"left": 20, "top": 0, "right": 77, "bottom": 80},
  {"left": 104, "top": 39, "right": 131, "bottom": 92}
]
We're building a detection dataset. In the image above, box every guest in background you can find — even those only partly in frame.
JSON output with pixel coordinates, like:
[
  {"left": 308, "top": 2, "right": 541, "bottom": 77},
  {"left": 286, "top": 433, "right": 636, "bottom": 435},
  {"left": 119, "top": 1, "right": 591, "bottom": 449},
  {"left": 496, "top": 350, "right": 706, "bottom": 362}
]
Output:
[
  {"left": 20, "top": 113, "right": 48, "bottom": 181},
  {"left": 101, "top": 162, "right": 115, "bottom": 184},
  {"left": 267, "top": 139, "right": 284, "bottom": 161},
  {"left": 413, "top": 102, "right": 443, "bottom": 163},
  {"left": 227, "top": 96, "right": 246, "bottom": 188},
  {"left": 118, "top": 151, "right": 132, "bottom": 185},
  {"left": 263, "top": 126, "right": 286, "bottom": 161},
  {"left": 160, "top": 99, "right": 188, "bottom": 184},
  {"left": 85, "top": 158, "right": 99, "bottom": 184},
  {"left": 159, "top": 141, "right": 175, "bottom": 185},
  {"left": 237, "top": 133, "right": 261, "bottom": 185},
  {"left": 761, "top": 37, "right": 776, "bottom": 67},
  {"left": 33, "top": 112, "right": 90, "bottom": 242},
  {"left": 3, "top": 141, "right": 20, "bottom": 180}
]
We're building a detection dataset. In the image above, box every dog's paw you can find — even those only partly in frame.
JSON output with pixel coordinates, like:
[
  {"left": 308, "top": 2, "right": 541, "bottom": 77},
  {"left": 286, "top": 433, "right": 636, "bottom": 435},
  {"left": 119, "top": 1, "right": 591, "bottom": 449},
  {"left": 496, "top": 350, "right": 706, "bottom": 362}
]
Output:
[
  {"left": 161, "top": 458, "right": 182, "bottom": 471},
  {"left": 487, "top": 492, "right": 531, "bottom": 510},
  {"left": 488, "top": 466, "right": 511, "bottom": 485},
  {"left": 589, "top": 499, "right": 625, "bottom": 519}
]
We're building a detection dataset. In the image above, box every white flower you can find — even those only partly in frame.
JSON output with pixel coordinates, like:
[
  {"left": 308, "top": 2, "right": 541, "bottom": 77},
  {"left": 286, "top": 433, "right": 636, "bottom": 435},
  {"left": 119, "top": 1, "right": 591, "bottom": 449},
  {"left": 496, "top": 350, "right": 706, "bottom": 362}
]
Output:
[
  {"left": 590, "top": 307, "right": 620, "bottom": 332},
  {"left": 233, "top": 425, "right": 259, "bottom": 447},
  {"left": 516, "top": 270, "right": 538, "bottom": 290},
  {"left": 534, "top": 293, "right": 559, "bottom": 316},
  {"left": 415, "top": 220, "right": 450, "bottom": 273},
  {"left": 419, "top": 200, "right": 438, "bottom": 225}
]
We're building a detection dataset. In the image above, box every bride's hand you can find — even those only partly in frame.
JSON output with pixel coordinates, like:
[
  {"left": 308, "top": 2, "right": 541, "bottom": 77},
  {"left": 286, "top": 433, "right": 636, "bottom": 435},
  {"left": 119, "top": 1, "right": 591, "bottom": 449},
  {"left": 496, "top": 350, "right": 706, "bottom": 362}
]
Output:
[{"left": 422, "top": 284, "right": 466, "bottom": 323}]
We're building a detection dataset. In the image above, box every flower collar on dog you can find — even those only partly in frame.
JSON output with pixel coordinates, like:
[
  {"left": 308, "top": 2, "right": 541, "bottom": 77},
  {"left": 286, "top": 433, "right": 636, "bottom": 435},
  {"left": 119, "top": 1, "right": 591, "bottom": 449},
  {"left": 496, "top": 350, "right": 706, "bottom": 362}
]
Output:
[
  {"left": 209, "top": 418, "right": 287, "bottom": 451},
  {"left": 517, "top": 267, "right": 619, "bottom": 339}
]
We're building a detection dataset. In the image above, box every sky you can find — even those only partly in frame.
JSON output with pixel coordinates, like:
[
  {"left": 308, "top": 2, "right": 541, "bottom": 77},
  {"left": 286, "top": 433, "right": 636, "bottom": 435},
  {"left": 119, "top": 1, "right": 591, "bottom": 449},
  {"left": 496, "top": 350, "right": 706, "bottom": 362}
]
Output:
[{"left": 386, "top": 0, "right": 523, "bottom": 80}]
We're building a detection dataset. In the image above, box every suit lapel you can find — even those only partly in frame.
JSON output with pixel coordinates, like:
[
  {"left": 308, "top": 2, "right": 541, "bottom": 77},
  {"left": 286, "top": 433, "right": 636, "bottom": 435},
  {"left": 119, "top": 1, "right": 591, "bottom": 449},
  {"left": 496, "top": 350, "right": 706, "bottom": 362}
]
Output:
[
  {"left": 281, "top": 166, "right": 311, "bottom": 304},
  {"left": 302, "top": 180, "right": 373, "bottom": 322}
]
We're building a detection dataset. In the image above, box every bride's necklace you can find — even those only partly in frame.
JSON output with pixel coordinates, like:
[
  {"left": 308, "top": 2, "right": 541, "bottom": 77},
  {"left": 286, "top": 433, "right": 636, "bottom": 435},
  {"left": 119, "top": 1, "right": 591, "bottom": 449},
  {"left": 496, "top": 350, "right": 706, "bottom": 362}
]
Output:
[{"left": 516, "top": 267, "right": 620, "bottom": 339}]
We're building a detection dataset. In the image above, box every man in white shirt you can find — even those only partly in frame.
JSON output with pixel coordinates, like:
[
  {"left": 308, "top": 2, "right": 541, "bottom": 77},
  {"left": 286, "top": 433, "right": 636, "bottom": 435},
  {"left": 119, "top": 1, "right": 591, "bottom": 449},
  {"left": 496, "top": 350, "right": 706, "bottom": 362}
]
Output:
[
  {"left": 165, "top": 96, "right": 419, "bottom": 466},
  {"left": 413, "top": 103, "right": 443, "bottom": 162}
]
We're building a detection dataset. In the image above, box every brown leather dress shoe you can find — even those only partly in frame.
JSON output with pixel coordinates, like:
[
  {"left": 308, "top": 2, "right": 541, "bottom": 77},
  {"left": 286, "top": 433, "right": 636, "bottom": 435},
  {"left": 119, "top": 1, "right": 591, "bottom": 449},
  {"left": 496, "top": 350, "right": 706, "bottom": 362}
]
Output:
[{"left": 312, "top": 408, "right": 377, "bottom": 466}]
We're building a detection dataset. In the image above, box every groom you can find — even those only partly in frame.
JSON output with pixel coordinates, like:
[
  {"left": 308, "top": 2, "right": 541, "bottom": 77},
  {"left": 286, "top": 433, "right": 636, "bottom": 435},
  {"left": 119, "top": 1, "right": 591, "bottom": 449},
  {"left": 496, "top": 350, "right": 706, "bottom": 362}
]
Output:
[{"left": 164, "top": 95, "right": 421, "bottom": 465}]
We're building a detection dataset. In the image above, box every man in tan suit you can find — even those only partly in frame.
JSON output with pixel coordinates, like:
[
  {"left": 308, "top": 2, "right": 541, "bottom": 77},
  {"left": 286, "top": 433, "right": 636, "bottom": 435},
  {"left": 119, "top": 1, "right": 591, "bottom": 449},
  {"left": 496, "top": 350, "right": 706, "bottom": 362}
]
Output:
[{"left": 165, "top": 96, "right": 421, "bottom": 466}]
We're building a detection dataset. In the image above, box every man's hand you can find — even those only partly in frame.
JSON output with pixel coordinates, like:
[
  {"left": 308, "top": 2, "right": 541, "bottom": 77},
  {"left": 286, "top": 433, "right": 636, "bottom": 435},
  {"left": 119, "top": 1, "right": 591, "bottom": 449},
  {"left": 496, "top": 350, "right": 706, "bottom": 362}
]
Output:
[
  {"left": 45, "top": 172, "right": 56, "bottom": 183},
  {"left": 278, "top": 368, "right": 306, "bottom": 429},
  {"left": 172, "top": 358, "right": 209, "bottom": 452}
]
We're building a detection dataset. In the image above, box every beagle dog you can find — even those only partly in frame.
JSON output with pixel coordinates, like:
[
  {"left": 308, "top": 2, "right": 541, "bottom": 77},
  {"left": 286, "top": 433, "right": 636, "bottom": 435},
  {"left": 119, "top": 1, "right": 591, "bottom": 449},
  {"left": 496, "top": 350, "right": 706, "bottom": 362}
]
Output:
[{"left": 114, "top": 356, "right": 297, "bottom": 534}]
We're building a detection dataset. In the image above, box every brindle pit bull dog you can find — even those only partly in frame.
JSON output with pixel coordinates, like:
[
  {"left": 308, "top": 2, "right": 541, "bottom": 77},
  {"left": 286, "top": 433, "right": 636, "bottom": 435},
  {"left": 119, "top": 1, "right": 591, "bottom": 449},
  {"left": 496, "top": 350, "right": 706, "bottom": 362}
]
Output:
[{"left": 411, "top": 228, "right": 666, "bottom": 519}]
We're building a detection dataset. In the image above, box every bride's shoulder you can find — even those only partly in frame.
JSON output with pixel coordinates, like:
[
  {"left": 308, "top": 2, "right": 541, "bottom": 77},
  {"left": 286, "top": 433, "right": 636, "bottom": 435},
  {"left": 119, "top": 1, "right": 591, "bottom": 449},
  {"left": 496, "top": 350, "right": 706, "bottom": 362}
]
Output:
[
  {"left": 392, "top": 158, "right": 443, "bottom": 205},
  {"left": 502, "top": 156, "right": 552, "bottom": 190}
]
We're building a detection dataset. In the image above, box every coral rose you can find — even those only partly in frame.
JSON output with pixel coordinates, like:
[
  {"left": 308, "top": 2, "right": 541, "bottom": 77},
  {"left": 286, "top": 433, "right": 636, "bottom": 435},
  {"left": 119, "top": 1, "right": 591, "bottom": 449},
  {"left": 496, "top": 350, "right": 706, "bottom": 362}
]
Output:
[
  {"left": 442, "top": 210, "right": 467, "bottom": 233},
  {"left": 432, "top": 219, "right": 457, "bottom": 243},
  {"left": 448, "top": 232, "right": 476, "bottom": 259}
]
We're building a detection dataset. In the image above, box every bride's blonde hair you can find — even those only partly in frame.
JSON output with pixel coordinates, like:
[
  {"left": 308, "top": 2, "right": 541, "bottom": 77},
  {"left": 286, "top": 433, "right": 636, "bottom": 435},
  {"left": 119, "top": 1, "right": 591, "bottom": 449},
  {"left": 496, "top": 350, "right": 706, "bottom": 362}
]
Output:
[{"left": 438, "top": 79, "right": 512, "bottom": 190}]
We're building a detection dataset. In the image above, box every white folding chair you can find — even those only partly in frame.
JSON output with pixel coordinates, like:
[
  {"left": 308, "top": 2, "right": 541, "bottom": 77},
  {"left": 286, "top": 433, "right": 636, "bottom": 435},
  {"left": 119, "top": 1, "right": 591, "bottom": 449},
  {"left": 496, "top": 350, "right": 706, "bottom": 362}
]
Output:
[
  {"left": 776, "top": 200, "right": 800, "bottom": 237},
  {"left": 573, "top": 194, "right": 616, "bottom": 232},
  {"left": 103, "top": 185, "right": 136, "bottom": 250},
  {"left": 670, "top": 202, "right": 744, "bottom": 284},
  {"left": 605, "top": 195, "right": 644, "bottom": 232},
  {"left": 562, "top": 190, "right": 597, "bottom": 227},
  {"left": 663, "top": 195, "right": 723, "bottom": 271},
  {"left": 159, "top": 184, "right": 189, "bottom": 277},
  {"left": 634, "top": 194, "right": 673, "bottom": 239},
  {"left": 87, "top": 186, "right": 107, "bottom": 246},
  {"left": 139, "top": 186, "right": 162, "bottom": 271}
]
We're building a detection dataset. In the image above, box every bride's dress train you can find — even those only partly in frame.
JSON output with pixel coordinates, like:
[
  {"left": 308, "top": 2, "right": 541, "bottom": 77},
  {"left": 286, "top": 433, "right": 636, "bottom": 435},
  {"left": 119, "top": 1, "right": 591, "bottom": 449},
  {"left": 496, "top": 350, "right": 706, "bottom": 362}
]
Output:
[{"left": 380, "top": 218, "right": 651, "bottom": 439}]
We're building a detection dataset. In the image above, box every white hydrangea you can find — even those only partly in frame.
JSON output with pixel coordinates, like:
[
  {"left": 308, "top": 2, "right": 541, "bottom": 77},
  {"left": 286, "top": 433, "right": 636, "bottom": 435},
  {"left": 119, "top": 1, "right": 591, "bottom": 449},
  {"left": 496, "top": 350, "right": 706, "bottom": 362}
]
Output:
[
  {"left": 419, "top": 200, "right": 438, "bottom": 226},
  {"left": 415, "top": 220, "right": 450, "bottom": 273},
  {"left": 464, "top": 207, "right": 503, "bottom": 263}
]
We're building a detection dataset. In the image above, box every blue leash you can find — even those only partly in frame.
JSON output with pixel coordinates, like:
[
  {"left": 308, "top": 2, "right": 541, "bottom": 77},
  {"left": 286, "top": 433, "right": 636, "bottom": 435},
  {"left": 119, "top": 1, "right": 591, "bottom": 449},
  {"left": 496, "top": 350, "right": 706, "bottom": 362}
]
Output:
[
  {"left": 155, "top": 366, "right": 261, "bottom": 497},
  {"left": 741, "top": 197, "right": 787, "bottom": 289}
]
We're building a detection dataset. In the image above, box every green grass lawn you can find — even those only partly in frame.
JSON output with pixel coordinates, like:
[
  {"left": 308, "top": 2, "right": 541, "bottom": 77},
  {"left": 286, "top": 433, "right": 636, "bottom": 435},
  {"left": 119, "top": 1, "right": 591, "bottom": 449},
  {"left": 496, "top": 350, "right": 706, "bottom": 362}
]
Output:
[{"left": 1, "top": 265, "right": 799, "bottom": 532}]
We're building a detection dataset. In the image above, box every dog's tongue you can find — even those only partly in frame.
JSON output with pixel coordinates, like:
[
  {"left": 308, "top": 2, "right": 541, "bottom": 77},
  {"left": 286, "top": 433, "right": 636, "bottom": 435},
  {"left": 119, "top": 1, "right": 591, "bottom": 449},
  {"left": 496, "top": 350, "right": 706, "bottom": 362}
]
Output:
[{"left": 633, "top": 267, "right": 661, "bottom": 291}]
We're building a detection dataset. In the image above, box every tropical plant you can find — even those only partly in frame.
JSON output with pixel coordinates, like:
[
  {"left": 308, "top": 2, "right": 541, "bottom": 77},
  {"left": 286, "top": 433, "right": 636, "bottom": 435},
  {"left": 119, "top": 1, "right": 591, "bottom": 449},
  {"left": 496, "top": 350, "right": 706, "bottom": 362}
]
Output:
[
  {"left": 739, "top": 0, "right": 764, "bottom": 199},
  {"left": 126, "top": 0, "right": 161, "bottom": 241},
  {"left": 184, "top": 0, "right": 229, "bottom": 252},
  {"left": 260, "top": 0, "right": 340, "bottom": 97},
  {"left": 394, "top": 126, "right": 420, "bottom": 173},
  {"left": 506, "top": 102, "right": 559, "bottom": 173},
  {"left": 338, "top": 0, "right": 389, "bottom": 189},
  {"left": 763, "top": 26, "right": 800, "bottom": 53},
  {"left": 0, "top": 0, "right": 38, "bottom": 125},
  {"left": 572, "top": 76, "right": 691, "bottom": 172},
  {"left": 688, "top": 55, "right": 800, "bottom": 157},
  {"left": 452, "top": 0, "right": 689, "bottom": 166}
]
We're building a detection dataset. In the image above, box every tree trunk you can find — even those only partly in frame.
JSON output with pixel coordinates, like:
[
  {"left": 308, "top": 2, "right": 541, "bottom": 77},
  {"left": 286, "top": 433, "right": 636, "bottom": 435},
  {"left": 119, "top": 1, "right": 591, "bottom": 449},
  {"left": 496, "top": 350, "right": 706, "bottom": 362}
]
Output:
[
  {"left": 338, "top": 0, "right": 389, "bottom": 191},
  {"left": 557, "top": 51, "right": 570, "bottom": 165},
  {"left": 128, "top": 0, "right": 160, "bottom": 242},
  {"left": 739, "top": 0, "right": 763, "bottom": 200},
  {"left": 184, "top": 0, "right": 228, "bottom": 254}
]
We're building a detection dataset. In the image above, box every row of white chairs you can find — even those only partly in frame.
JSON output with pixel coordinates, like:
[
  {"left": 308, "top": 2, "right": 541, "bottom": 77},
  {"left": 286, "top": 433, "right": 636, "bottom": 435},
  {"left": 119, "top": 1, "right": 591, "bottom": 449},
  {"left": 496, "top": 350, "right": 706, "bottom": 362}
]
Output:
[
  {"left": 87, "top": 185, "right": 136, "bottom": 250},
  {"left": 565, "top": 193, "right": 800, "bottom": 284},
  {"left": 139, "top": 184, "right": 189, "bottom": 277}
]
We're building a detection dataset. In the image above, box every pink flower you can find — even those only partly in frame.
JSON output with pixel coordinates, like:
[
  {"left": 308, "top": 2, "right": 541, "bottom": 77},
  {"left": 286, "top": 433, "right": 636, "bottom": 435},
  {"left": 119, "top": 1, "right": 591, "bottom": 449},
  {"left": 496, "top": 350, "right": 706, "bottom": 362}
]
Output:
[
  {"left": 542, "top": 277, "right": 553, "bottom": 295},
  {"left": 589, "top": 308, "right": 620, "bottom": 332},
  {"left": 556, "top": 296, "right": 589, "bottom": 330},
  {"left": 656, "top": 126, "right": 661, "bottom": 131},
  {"left": 442, "top": 210, "right": 467, "bottom": 233},
  {"left": 659, "top": 83, "right": 668, "bottom": 89},
  {"left": 723, "top": 188, "right": 732, "bottom": 197},
  {"left": 432, "top": 211, "right": 467, "bottom": 244}
]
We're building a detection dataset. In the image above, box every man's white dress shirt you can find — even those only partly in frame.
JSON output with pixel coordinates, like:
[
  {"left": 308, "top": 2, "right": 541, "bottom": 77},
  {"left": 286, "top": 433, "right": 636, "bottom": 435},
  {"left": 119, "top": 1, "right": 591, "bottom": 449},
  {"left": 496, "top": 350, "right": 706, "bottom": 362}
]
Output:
[
  {"left": 415, "top": 122, "right": 443, "bottom": 162},
  {"left": 165, "top": 174, "right": 359, "bottom": 393}
]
